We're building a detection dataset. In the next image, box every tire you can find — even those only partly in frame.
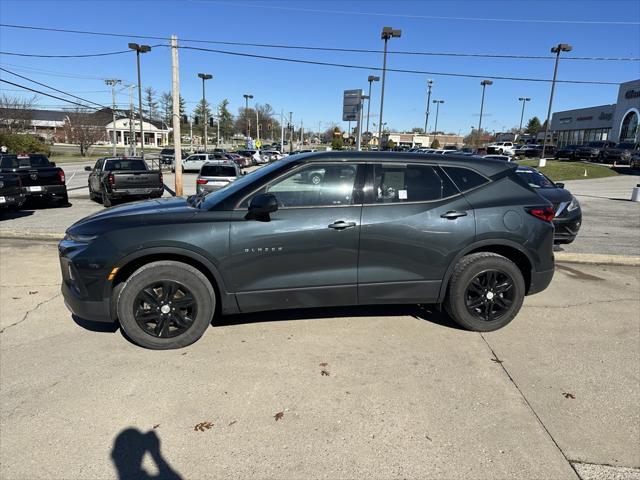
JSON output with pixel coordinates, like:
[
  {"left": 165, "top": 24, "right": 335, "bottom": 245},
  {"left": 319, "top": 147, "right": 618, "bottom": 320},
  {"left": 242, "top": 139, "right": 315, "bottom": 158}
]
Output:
[
  {"left": 116, "top": 261, "right": 216, "bottom": 349},
  {"left": 444, "top": 252, "right": 525, "bottom": 332},
  {"left": 59, "top": 193, "right": 69, "bottom": 207},
  {"left": 102, "top": 192, "right": 112, "bottom": 208}
]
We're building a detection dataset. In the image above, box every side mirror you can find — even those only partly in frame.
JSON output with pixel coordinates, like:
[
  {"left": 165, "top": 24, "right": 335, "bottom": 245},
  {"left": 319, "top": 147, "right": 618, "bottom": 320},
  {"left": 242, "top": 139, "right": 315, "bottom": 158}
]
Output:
[
  {"left": 247, "top": 193, "right": 278, "bottom": 220},
  {"left": 50, "top": 162, "right": 56, "bottom": 167},
  {"left": 84, "top": 166, "right": 92, "bottom": 172},
  {"left": 556, "top": 182, "right": 565, "bottom": 189}
]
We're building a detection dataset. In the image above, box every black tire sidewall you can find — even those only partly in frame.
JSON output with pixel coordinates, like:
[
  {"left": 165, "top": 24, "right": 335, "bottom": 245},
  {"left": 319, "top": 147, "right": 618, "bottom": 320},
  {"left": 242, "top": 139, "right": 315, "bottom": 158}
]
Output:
[
  {"left": 446, "top": 254, "right": 525, "bottom": 332},
  {"left": 117, "top": 261, "right": 215, "bottom": 349}
]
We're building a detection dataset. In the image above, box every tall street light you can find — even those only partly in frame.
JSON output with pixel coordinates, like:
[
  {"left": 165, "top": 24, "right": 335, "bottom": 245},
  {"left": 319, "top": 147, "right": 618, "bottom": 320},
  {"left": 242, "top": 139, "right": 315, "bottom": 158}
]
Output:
[
  {"left": 366, "top": 75, "right": 379, "bottom": 149},
  {"left": 518, "top": 97, "right": 531, "bottom": 135},
  {"left": 424, "top": 79, "right": 433, "bottom": 133},
  {"left": 541, "top": 43, "right": 572, "bottom": 159},
  {"left": 377, "top": 26, "right": 401, "bottom": 148},
  {"left": 432, "top": 100, "right": 444, "bottom": 143},
  {"left": 198, "top": 73, "right": 212, "bottom": 153},
  {"left": 478, "top": 79, "right": 493, "bottom": 145},
  {"left": 243, "top": 94, "right": 253, "bottom": 142},
  {"left": 104, "top": 79, "right": 121, "bottom": 156},
  {"left": 128, "top": 43, "right": 151, "bottom": 158}
]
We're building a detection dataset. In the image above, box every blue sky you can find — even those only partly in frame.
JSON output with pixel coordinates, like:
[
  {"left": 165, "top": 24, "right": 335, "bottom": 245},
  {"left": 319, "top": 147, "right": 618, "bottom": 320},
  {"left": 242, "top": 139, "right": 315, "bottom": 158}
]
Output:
[{"left": 0, "top": 0, "right": 639, "bottom": 135}]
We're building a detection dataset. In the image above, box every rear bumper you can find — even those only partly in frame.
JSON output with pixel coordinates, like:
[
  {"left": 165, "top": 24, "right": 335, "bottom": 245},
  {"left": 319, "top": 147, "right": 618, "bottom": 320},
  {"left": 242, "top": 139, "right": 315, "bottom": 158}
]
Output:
[
  {"left": 23, "top": 184, "right": 67, "bottom": 196},
  {"left": 528, "top": 266, "right": 555, "bottom": 295},
  {"left": 109, "top": 187, "right": 164, "bottom": 198},
  {"left": 0, "top": 193, "right": 26, "bottom": 207}
]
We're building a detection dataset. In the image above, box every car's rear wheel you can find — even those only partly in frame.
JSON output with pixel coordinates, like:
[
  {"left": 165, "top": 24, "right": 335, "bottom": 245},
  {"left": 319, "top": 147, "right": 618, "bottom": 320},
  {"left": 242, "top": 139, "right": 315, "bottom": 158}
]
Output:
[
  {"left": 116, "top": 261, "right": 215, "bottom": 349},
  {"left": 445, "top": 252, "right": 525, "bottom": 332}
]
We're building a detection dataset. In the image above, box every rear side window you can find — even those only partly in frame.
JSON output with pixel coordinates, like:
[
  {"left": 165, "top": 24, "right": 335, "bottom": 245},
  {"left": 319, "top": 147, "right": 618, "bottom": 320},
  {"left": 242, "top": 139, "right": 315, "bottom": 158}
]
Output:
[
  {"left": 372, "top": 164, "right": 457, "bottom": 203},
  {"left": 201, "top": 165, "right": 237, "bottom": 177},
  {"left": 442, "top": 167, "right": 489, "bottom": 192}
]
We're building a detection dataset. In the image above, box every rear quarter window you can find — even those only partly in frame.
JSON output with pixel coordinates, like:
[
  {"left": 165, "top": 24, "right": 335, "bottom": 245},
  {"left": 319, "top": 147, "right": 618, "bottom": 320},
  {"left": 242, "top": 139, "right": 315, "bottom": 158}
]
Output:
[{"left": 442, "top": 166, "right": 489, "bottom": 192}]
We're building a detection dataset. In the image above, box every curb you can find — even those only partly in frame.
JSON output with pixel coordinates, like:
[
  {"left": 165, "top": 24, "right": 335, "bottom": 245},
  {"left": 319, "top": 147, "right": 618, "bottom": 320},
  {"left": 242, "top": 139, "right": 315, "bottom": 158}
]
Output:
[
  {"left": 0, "top": 230, "right": 63, "bottom": 241},
  {"left": 555, "top": 252, "right": 640, "bottom": 266}
]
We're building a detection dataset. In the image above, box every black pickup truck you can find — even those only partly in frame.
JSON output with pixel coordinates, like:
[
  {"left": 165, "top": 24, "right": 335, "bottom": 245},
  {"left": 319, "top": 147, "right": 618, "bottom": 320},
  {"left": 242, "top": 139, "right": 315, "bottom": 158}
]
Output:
[
  {"left": 0, "top": 172, "right": 26, "bottom": 211},
  {"left": 86, "top": 157, "right": 164, "bottom": 207},
  {"left": 0, "top": 154, "right": 68, "bottom": 206}
]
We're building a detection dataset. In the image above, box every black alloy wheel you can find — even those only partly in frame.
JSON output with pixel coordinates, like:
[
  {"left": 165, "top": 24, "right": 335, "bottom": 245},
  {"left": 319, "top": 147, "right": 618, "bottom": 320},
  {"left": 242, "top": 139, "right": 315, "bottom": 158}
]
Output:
[
  {"left": 464, "top": 269, "right": 516, "bottom": 322},
  {"left": 133, "top": 281, "right": 198, "bottom": 338}
]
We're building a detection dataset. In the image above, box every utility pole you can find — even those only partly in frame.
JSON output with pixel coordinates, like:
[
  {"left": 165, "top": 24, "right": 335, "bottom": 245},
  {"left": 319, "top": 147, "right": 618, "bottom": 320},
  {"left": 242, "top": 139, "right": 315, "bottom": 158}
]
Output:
[
  {"left": 216, "top": 116, "right": 220, "bottom": 147},
  {"left": 432, "top": 100, "right": 444, "bottom": 145},
  {"left": 243, "top": 94, "right": 253, "bottom": 145},
  {"left": 171, "top": 35, "right": 183, "bottom": 196},
  {"left": 300, "top": 119, "right": 304, "bottom": 145},
  {"left": 280, "top": 110, "right": 285, "bottom": 151},
  {"left": 424, "top": 79, "right": 433, "bottom": 134},
  {"left": 256, "top": 109, "right": 260, "bottom": 143},
  {"left": 288, "top": 111, "right": 293, "bottom": 154},
  {"left": 198, "top": 73, "right": 212, "bottom": 153},
  {"left": 105, "top": 79, "right": 121, "bottom": 156},
  {"left": 542, "top": 43, "right": 572, "bottom": 160},
  {"left": 189, "top": 114, "right": 193, "bottom": 153},
  {"left": 128, "top": 84, "right": 136, "bottom": 156}
]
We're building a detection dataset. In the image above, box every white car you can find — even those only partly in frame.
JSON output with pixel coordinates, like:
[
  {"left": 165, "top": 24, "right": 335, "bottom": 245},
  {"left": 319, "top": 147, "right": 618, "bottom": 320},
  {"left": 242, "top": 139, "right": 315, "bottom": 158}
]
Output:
[
  {"left": 260, "top": 150, "right": 285, "bottom": 162},
  {"left": 486, "top": 142, "right": 516, "bottom": 156},
  {"left": 175, "top": 153, "right": 228, "bottom": 173}
]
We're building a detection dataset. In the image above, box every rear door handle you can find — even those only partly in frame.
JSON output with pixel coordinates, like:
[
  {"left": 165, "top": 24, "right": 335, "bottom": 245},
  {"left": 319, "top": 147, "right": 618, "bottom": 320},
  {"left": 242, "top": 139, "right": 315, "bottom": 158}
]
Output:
[
  {"left": 328, "top": 221, "right": 357, "bottom": 230},
  {"left": 441, "top": 210, "right": 468, "bottom": 219}
]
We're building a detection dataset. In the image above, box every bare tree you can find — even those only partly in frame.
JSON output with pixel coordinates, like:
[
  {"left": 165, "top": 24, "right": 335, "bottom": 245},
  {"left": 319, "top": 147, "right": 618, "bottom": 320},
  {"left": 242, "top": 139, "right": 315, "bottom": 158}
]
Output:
[
  {"left": 143, "top": 87, "right": 158, "bottom": 122},
  {"left": 63, "top": 107, "right": 106, "bottom": 156},
  {"left": 0, "top": 94, "right": 37, "bottom": 132}
]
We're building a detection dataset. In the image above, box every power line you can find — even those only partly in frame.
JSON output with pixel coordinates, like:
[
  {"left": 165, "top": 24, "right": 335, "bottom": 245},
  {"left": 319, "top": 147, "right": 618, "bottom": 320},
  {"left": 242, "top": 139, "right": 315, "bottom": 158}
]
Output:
[
  {"left": 0, "top": 23, "right": 638, "bottom": 61},
  {"left": 0, "top": 62, "right": 119, "bottom": 81},
  {"left": 179, "top": 45, "right": 621, "bottom": 85},
  {"left": 0, "top": 67, "right": 108, "bottom": 108},
  {"left": 0, "top": 78, "right": 101, "bottom": 110},
  {"left": 0, "top": 49, "right": 134, "bottom": 58}
]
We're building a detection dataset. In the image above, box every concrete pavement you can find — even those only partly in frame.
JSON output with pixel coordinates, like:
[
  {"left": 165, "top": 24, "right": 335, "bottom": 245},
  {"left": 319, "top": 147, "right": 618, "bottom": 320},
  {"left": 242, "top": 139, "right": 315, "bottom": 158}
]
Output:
[{"left": 0, "top": 238, "right": 638, "bottom": 479}]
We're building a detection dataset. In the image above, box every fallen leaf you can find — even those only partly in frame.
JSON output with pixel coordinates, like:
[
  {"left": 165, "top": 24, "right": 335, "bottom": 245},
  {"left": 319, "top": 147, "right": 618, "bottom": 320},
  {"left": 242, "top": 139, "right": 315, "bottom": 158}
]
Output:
[
  {"left": 274, "top": 411, "right": 284, "bottom": 421},
  {"left": 12, "top": 297, "right": 19, "bottom": 300},
  {"left": 153, "top": 424, "right": 160, "bottom": 429},
  {"left": 319, "top": 362, "right": 328, "bottom": 367},
  {"left": 491, "top": 357, "right": 504, "bottom": 364},
  {"left": 228, "top": 420, "right": 237, "bottom": 426},
  {"left": 181, "top": 352, "right": 188, "bottom": 356},
  {"left": 562, "top": 392, "right": 575, "bottom": 399},
  {"left": 425, "top": 435, "right": 432, "bottom": 441},
  {"left": 28, "top": 291, "right": 38, "bottom": 295},
  {"left": 321, "top": 370, "right": 330, "bottom": 376},
  {"left": 194, "top": 421, "right": 214, "bottom": 431}
]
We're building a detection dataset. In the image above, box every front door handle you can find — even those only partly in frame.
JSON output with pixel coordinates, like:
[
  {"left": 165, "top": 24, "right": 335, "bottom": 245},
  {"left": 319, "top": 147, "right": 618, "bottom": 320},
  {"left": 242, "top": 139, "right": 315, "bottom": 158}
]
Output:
[
  {"left": 441, "top": 210, "right": 468, "bottom": 219},
  {"left": 328, "top": 221, "right": 357, "bottom": 230}
]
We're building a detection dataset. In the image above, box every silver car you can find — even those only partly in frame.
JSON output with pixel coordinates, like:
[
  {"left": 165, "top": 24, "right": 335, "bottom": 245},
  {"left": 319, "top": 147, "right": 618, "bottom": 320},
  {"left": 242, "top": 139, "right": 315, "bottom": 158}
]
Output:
[{"left": 196, "top": 161, "right": 242, "bottom": 194}]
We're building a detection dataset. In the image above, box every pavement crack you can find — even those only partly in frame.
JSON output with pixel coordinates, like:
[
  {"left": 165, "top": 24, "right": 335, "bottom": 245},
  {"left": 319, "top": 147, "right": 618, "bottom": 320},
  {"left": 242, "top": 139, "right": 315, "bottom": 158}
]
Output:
[
  {"left": 479, "top": 333, "right": 581, "bottom": 479},
  {"left": 0, "top": 293, "right": 61, "bottom": 334},
  {"left": 527, "top": 298, "right": 638, "bottom": 309}
]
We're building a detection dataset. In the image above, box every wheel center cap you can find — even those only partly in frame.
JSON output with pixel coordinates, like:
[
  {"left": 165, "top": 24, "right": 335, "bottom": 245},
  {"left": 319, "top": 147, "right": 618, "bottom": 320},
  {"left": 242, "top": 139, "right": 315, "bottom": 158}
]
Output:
[
  {"left": 160, "top": 305, "right": 171, "bottom": 314},
  {"left": 486, "top": 291, "right": 495, "bottom": 300}
]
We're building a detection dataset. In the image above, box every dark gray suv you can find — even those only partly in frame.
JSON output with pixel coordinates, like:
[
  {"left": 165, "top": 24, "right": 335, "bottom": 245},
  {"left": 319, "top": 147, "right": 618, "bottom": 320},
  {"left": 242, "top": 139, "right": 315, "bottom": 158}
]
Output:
[{"left": 59, "top": 152, "right": 555, "bottom": 349}]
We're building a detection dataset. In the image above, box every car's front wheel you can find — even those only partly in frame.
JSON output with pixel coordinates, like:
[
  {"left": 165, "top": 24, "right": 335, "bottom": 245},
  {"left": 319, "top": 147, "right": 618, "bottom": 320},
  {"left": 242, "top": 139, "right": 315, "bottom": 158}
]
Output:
[
  {"left": 116, "top": 261, "right": 216, "bottom": 349},
  {"left": 445, "top": 252, "right": 525, "bottom": 332}
]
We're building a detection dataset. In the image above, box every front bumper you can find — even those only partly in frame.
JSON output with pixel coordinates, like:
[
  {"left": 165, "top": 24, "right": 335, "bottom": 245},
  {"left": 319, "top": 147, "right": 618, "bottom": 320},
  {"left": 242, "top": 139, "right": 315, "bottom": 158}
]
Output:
[
  {"left": 61, "top": 280, "right": 112, "bottom": 323},
  {"left": 553, "top": 209, "right": 582, "bottom": 244}
]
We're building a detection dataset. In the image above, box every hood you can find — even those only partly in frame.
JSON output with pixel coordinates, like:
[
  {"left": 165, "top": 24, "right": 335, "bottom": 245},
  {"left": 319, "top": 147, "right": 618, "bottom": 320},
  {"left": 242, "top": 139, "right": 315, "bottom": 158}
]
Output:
[
  {"left": 68, "top": 197, "right": 197, "bottom": 235},
  {"left": 535, "top": 187, "right": 573, "bottom": 204}
]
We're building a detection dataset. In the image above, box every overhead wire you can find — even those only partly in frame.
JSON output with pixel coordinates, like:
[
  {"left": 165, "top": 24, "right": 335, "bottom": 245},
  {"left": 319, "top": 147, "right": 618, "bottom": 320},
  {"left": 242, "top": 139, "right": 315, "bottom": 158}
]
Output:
[{"left": 0, "top": 78, "right": 101, "bottom": 110}]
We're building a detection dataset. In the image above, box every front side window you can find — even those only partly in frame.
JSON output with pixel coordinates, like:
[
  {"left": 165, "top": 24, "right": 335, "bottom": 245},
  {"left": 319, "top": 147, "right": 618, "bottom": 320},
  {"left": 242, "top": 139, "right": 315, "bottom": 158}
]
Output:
[{"left": 373, "top": 164, "right": 457, "bottom": 203}]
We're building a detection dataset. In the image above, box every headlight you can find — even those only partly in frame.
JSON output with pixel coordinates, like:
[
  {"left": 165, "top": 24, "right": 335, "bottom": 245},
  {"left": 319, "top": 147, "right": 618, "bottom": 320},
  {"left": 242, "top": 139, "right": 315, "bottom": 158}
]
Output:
[
  {"left": 567, "top": 196, "right": 580, "bottom": 212},
  {"left": 64, "top": 233, "right": 97, "bottom": 243}
]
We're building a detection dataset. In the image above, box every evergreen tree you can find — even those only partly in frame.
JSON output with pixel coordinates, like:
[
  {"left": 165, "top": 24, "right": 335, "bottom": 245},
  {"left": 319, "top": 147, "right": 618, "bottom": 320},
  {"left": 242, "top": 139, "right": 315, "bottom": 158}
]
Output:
[
  {"left": 525, "top": 116, "right": 543, "bottom": 135},
  {"left": 217, "top": 99, "right": 234, "bottom": 141}
]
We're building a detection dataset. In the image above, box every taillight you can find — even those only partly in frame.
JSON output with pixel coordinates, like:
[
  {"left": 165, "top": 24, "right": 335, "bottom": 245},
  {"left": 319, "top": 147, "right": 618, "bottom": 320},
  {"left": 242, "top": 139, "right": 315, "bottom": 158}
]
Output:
[
  {"left": 58, "top": 169, "right": 66, "bottom": 184},
  {"left": 196, "top": 179, "right": 208, "bottom": 185},
  {"left": 527, "top": 206, "right": 555, "bottom": 222},
  {"left": 108, "top": 173, "right": 115, "bottom": 187}
]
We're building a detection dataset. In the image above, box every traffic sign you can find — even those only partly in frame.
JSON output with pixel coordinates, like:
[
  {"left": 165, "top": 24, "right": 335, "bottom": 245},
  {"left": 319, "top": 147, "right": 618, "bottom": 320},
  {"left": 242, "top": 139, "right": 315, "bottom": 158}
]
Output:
[{"left": 255, "top": 140, "right": 262, "bottom": 148}]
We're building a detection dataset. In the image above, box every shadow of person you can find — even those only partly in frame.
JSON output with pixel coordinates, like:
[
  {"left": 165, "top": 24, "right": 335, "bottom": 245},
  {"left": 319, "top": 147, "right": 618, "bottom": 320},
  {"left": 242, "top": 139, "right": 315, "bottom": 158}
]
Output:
[{"left": 111, "top": 428, "right": 182, "bottom": 480}]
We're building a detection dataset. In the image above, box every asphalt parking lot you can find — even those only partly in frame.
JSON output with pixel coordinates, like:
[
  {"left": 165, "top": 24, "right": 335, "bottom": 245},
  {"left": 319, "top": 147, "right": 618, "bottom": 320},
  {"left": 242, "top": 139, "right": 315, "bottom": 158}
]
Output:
[{"left": 0, "top": 238, "right": 638, "bottom": 479}]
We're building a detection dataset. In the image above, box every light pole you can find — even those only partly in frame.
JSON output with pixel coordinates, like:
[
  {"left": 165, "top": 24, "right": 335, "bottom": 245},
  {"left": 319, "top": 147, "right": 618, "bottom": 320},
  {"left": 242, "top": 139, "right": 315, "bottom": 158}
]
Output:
[
  {"left": 518, "top": 97, "right": 531, "bottom": 135},
  {"left": 197, "top": 73, "right": 212, "bottom": 153},
  {"left": 243, "top": 94, "right": 253, "bottom": 143},
  {"left": 377, "top": 26, "right": 401, "bottom": 148},
  {"left": 104, "top": 79, "right": 121, "bottom": 156},
  {"left": 256, "top": 109, "right": 260, "bottom": 143},
  {"left": 128, "top": 43, "right": 151, "bottom": 158},
  {"left": 478, "top": 79, "right": 493, "bottom": 145},
  {"left": 424, "top": 79, "right": 433, "bottom": 134},
  {"left": 542, "top": 43, "right": 572, "bottom": 159},
  {"left": 432, "top": 100, "right": 444, "bottom": 144},
  {"left": 366, "top": 75, "right": 379, "bottom": 149}
]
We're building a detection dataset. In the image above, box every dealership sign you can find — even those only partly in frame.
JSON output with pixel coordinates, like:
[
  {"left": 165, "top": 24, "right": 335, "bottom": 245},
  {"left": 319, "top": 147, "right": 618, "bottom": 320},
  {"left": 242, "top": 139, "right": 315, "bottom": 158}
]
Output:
[{"left": 342, "top": 89, "right": 362, "bottom": 121}]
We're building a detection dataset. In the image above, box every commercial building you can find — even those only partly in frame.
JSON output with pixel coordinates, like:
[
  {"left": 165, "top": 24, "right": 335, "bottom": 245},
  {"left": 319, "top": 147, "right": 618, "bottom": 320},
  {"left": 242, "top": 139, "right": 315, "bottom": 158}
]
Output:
[
  {"left": 551, "top": 79, "right": 639, "bottom": 147},
  {"left": 381, "top": 132, "right": 464, "bottom": 149}
]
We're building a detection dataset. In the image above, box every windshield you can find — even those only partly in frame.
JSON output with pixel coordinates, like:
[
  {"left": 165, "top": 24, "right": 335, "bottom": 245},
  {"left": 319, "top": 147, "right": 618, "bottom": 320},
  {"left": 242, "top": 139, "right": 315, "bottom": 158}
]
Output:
[
  {"left": 587, "top": 142, "right": 605, "bottom": 147},
  {"left": 200, "top": 165, "right": 237, "bottom": 177},
  {"left": 0, "top": 155, "right": 51, "bottom": 169},
  {"left": 616, "top": 143, "right": 636, "bottom": 149},
  {"left": 516, "top": 168, "right": 555, "bottom": 189},
  {"left": 104, "top": 159, "right": 148, "bottom": 171},
  {"left": 197, "top": 160, "right": 284, "bottom": 209}
]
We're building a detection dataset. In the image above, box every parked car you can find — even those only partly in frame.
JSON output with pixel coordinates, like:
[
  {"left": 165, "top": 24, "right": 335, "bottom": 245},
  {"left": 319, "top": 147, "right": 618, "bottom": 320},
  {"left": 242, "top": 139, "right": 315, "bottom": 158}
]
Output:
[
  {"left": 0, "top": 153, "right": 68, "bottom": 206},
  {"left": 236, "top": 149, "right": 265, "bottom": 165},
  {"left": 486, "top": 142, "right": 516, "bottom": 156},
  {"left": 260, "top": 150, "right": 285, "bottom": 162},
  {"left": 599, "top": 142, "right": 638, "bottom": 164},
  {"left": 0, "top": 172, "right": 26, "bottom": 211},
  {"left": 176, "top": 153, "right": 229, "bottom": 172},
  {"left": 86, "top": 157, "right": 164, "bottom": 208},
  {"left": 575, "top": 141, "right": 616, "bottom": 161},
  {"left": 159, "top": 147, "right": 188, "bottom": 165},
  {"left": 225, "top": 153, "right": 250, "bottom": 168},
  {"left": 195, "top": 161, "right": 243, "bottom": 195},
  {"left": 554, "top": 144, "right": 581, "bottom": 160},
  {"left": 515, "top": 166, "right": 582, "bottom": 244},
  {"left": 60, "top": 152, "right": 555, "bottom": 349},
  {"left": 514, "top": 145, "right": 555, "bottom": 159},
  {"left": 631, "top": 148, "right": 640, "bottom": 170},
  {"left": 483, "top": 154, "right": 513, "bottom": 162}
]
